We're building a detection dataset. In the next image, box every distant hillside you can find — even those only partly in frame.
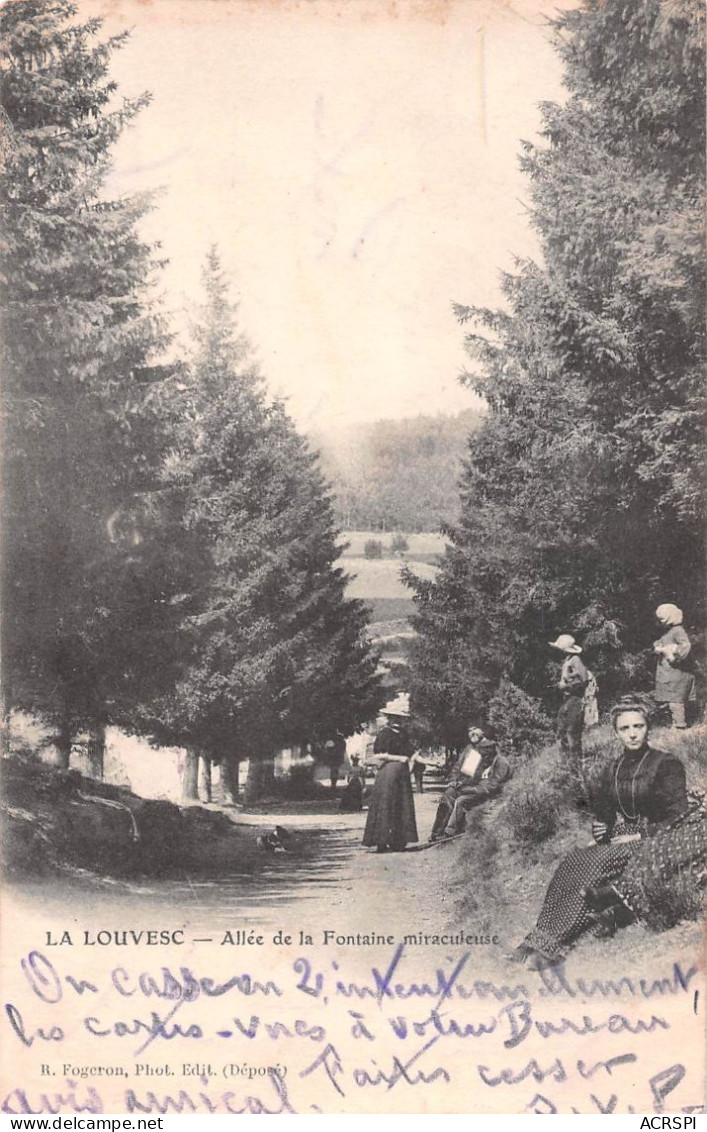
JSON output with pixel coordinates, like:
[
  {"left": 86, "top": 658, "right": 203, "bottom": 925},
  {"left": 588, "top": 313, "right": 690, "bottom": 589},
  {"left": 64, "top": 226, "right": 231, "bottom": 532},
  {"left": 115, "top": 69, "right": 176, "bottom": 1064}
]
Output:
[{"left": 311, "top": 408, "right": 483, "bottom": 533}]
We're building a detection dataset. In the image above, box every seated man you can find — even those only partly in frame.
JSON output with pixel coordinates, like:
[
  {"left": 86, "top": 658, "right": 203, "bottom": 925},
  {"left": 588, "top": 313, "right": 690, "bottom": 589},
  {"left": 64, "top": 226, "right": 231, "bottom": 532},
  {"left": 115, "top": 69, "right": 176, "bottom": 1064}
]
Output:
[
  {"left": 442, "top": 738, "right": 510, "bottom": 836},
  {"left": 429, "top": 726, "right": 510, "bottom": 841}
]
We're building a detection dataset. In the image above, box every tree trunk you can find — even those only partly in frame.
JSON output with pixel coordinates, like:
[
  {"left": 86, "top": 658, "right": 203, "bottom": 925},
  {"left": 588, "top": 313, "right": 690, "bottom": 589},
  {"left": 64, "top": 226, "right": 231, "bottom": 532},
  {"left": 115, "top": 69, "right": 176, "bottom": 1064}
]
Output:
[
  {"left": 0, "top": 589, "right": 11, "bottom": 754},
  {"left": 200, "top": 755, "right": 212, "bottom": 803},
  {"left": 221, "top": 758, "right": 239, "bottom": 803},
  {"left": 243, "top": 755, "right": 275, "bottom": 805},
  {"left": 182, "top": 748, "right": 200, "bottom": 802},
  {"left": 0, "top": 675, "right": 12, "bottom": 755},
  {"left": 55, "top": 713, "right": 73, "bottom": 770},
  {"left": 87, "top": 721, "right": 107, "bottom": 780}
]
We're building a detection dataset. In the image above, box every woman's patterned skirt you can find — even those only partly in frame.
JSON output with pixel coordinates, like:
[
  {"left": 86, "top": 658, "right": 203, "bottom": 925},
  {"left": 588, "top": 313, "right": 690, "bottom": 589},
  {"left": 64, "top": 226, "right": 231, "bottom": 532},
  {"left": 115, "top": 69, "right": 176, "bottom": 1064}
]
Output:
[
  {"left": 522, "top": 841, "right": 633, "bottom": 961},
  {"left": 522, "top": 810, "right": 706, "bottom": 961},
  {"left": 615, "top": 809, "right": 707, "bottom": 922}
]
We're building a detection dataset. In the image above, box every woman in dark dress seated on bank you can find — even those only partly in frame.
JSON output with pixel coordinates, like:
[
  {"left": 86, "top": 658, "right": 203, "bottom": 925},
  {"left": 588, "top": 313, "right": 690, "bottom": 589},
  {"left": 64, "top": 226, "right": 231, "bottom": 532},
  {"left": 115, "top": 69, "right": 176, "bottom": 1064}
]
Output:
[{"left": 515, "top": 698, "right": 706, "bottom": 968}]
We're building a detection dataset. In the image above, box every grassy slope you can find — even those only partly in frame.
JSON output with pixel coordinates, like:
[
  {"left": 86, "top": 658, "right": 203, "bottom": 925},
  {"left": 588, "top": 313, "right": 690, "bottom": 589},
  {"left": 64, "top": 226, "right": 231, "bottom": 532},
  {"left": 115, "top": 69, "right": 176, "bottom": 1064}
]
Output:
[
  {"left": 363, "top": 597, "right": 416, "bottom": 624},
  {"left": 339, "top": 531, "right": 445, "bottom": 559},
  {"left": 340, "top": 535, "right": 442, "bottom": 629}
]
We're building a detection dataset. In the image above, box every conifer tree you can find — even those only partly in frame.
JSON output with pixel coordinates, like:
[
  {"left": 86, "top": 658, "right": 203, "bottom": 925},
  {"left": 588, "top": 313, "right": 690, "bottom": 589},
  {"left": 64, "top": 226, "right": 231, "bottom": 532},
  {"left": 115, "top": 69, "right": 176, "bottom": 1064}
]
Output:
[
  {"left": 0, "top": 0, "right": 179, "bottom": 765},
  {"left": 153, "top": 251, "right": 382, "bottom": 798},
  {"left": 407, "top": 0, "right": 705, "bottom": 740}
]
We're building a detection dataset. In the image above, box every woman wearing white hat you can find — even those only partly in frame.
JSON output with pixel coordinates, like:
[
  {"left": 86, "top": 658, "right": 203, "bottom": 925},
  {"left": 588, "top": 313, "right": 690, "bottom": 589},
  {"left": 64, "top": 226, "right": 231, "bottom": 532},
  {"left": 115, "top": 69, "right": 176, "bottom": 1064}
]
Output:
[
  {"left": 550, "top": 634, "right": 592, "bottom": 771},
  {"left": 653, "top": 605, "right": 693, "bottom": 728},
  {"left": 362, "top": 703, "right": 418, "bottom": 852}
]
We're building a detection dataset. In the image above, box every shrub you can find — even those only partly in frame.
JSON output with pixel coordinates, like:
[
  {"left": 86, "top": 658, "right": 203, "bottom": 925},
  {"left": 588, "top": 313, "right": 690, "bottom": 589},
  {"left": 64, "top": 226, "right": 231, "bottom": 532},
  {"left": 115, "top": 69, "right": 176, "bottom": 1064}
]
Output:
[
  {"left": 505, "top": 781, "right": 560, "bottom": 844},
  {"left": 637, "top": 868, "right": 705, "bottom": 933},
  {"left": 653, "top": 723, "right": 707, "bottom": 786},
  {"left": 363, "top": 538, "right": 383, "bottom": 559},
  {"left": 390, "top": 533, "right": 409, "bottom": 556},
  {"left": 582, "top": 722, "right": 620, "bottom": 797},
  {"left": 279, "top": 763, "right": 317, "bottom": 799},
  {"left": 503, "top": 742, "right": 574, "bottom": 846},
  {"left": 487, "top": 678, "right": 554, "bottom": 758}
]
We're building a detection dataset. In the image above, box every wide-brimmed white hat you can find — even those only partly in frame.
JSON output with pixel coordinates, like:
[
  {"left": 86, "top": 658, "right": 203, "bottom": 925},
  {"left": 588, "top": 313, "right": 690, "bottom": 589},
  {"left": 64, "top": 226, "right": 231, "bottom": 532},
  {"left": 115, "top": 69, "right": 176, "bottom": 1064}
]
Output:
[
  {"left": 549, "top": 634, "right": 582, "bottom": 654},
  {"left": 655, "top": 603, "right": 683, "bottom": 627}
]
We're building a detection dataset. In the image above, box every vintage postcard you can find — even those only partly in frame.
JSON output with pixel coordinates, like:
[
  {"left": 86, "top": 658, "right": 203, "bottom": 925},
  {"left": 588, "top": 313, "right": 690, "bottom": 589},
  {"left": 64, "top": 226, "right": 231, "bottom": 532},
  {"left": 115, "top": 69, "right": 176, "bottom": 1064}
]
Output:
[{"left": 1, "top": 0, "right": 704, "bottom": 1117}]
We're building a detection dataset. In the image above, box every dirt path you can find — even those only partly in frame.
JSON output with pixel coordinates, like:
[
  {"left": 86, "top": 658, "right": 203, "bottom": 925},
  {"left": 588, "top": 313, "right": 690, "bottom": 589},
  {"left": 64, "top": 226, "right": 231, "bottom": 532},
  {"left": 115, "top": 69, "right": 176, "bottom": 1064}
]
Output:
[
  {"left": 8, "top": 784, "right": 464, "bottom": 947},
  {"left": 226, "top": 789, "right": 455, "bottom": 939},
  {"left": 312, "top": 791, "right": 454, "bottom": 938}
]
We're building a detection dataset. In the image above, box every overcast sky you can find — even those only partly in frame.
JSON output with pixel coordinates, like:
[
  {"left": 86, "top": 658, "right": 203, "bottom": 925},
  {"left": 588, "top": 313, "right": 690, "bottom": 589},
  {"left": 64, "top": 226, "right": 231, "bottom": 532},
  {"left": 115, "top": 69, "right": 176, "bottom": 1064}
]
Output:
[{"left": 90, "top": 0, "right": 568, "bottom": 433}]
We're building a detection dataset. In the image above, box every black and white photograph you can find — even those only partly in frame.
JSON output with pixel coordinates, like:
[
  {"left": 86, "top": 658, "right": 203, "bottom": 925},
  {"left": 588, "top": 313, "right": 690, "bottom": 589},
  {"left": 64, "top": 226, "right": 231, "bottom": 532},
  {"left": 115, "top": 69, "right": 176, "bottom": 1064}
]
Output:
[{"left": 0, "top": 0, "right": 705, "bottom": 1116}]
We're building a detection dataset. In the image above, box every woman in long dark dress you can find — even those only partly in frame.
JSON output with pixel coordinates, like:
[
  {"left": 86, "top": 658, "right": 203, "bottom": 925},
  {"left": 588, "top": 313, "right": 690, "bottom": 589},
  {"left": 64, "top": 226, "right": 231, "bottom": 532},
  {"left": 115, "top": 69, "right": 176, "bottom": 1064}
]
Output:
[
  {"left": 362, "top": 713, "right": 418, "bottom": 852},
  {"left": 516, "top": 699, "right": 705, "bottom": 967}
]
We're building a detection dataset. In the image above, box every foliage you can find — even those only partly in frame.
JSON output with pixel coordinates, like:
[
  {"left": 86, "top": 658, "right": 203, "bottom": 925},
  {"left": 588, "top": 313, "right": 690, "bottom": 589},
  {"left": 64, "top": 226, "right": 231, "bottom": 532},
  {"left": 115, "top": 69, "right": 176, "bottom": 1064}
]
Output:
[
  {"left": 636, "top": 864, "right": 705, "bottom": 932},
  {"left": 363, "top": 539, "right": 384, "bottom": 560},
  {"left": 148, "top": 250, "right": 383, "bottom": 766},
  {"left": 407, "top": 0, "right": 705, "bottom": 743},
  {"left": 314, "top": 409, "right": 483, "bottom": 533},
  {"left": 390, "top": 533, "right": 409, "bottom": 556},
  {"left": 404, "top": 544, "right": 498, "bottom": 749},
  {"left": 272, "top": 767, "right": 331, "bottom": 802},
  {"left": 487, "top": 679, "right": 554, "bottom": 759},
  {"left": 505, "top": 785, "right": 560, "bottom": 846},
  {"left": 504, "top": 743, "right": 574, "bottom": 845},
  {"left": 0, "top": 0, "right": 180, "bottom": 754}
]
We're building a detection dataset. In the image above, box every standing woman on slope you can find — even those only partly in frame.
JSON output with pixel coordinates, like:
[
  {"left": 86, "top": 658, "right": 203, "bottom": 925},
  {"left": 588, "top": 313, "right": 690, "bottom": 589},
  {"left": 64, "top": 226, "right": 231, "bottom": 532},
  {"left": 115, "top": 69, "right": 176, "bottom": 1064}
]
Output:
[
  {"left": 653, "top": 604, "right": 694, "bottom": 729},
  {"left": 550, "top": 634, "right": 597, "bottom": 776}
]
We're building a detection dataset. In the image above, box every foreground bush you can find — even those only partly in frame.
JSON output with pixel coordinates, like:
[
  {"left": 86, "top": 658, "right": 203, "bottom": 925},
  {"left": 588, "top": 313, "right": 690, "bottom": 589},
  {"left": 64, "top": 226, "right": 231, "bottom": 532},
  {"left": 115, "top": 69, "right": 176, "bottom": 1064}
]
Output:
[
  {"left": 636, "top": 867, "right": 705, "bottom": 933},
  {"left": 503, "top": 743, "right": 574, "bottom": 846}
]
